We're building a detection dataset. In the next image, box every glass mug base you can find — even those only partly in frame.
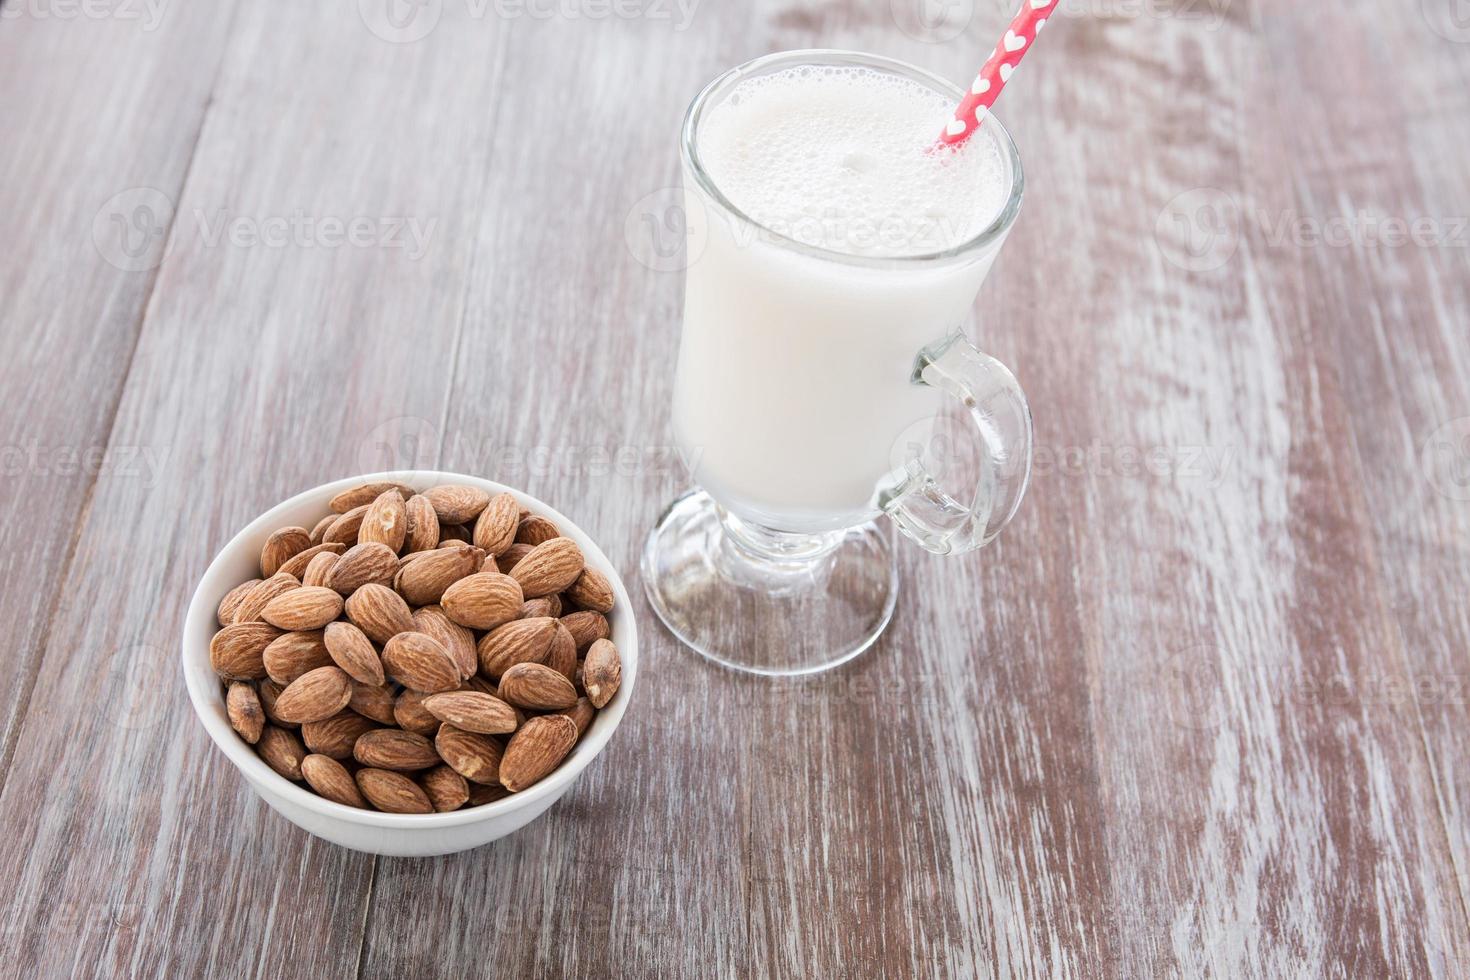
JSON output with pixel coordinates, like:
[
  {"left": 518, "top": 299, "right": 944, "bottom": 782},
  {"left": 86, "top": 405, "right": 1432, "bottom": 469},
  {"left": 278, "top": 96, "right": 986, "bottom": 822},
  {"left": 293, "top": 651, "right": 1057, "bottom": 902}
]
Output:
[{"left": 641, "top": 489, "right": 899, "bottom": 676}]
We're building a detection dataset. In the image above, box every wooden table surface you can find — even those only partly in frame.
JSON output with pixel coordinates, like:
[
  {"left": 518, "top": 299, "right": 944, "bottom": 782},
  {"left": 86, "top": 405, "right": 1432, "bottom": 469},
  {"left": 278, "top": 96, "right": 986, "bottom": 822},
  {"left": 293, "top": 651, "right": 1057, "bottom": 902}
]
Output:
[{"left": 3, "top": 0, "right": 1469, "bottom": 976}]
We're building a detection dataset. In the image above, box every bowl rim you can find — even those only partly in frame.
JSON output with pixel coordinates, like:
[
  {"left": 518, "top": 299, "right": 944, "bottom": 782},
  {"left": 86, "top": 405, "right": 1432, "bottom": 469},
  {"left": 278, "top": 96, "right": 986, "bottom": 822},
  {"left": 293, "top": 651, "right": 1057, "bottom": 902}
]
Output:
[{"left": 181, "top": 470, "right": 638, "bottom": 829}]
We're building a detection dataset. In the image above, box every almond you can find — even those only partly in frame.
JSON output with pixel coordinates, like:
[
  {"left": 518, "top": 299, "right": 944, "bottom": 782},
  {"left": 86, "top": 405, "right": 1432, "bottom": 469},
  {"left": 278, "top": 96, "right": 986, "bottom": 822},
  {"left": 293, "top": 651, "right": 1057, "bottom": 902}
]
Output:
[
  {"left": 382, "top": 631, "right": 460, "bottom": 693},
  {"left": 403, "top": 493, "right": 441, "bottom": 553},
  {"left": 499, "top": 715, "right": 577, "bottom": 792},
  {"left": 545, "top": 620, "right": 577, "bottom": 682},
  {"left": 261, "top": 586, "right": 344, "bottom": 631},
  {"left": 565, "top": 566, "right": 615, "bottom": 613},
  {"left": 467, "top": 782, "right": 512, "bottom": 806},
  {"left": 422, "top": 484, "right": 491, "bottom": 525},
  {"left": 411, "top": 605, "right": 477, "bottom": 679},
  {"left": 210, "top": 622, "right": 282, "bottom": 680},
  {"left": 441, "top": 572, "right": 523, "bottom": 630},
  {"left": 421, "top": 764, "right": 469, "bottom": 812},
  {"left": 554, "top": 697, "right": 596, "bottom": 739},
  {"left": 477, "top": 617, "right": 558, "bottom": 679},
  {"left": 217, "top": 578, "right": 261, "bottom": 627},
  {"left": 302, "top": 710, "right": 379, "bottom": 759},
  {"left": 322, "top": 621, "right": 384, "bottom": 686},
  {"left": 302, "top": 754, "right": 366, "bottom": 808},
  {"left": 353, "top": 729, "right": 440, "bottom": 771},
  {"left": 258, "top": 679, "right": 295, "bottom": 728},
  {"left": 394, "top": 688, "right": 441, "bottom": 735},
  {"left": 276, "top": 542, "right": 346, "bottom": 580},
  {"left": 509, "top": 538, "right": 584, "bottom": 598},
  {"left": 583, "top": 638, "right": 623, "bottom": 708},
  {"left": 344, "top": 582, "right": 414, "bottom": 644},
  {"left": 498, "top": 662, "right": 579, "bottom": 711},
  {"left": 301, "top": 551, "right": 339, "bottom": 588},
  {"left": 327, "top": 542, "right": 399, "bottom": 594},
  {"left": 501, "top": 542, "right": 534, "bottom": 568},
  {"left": 421, "top": 691, "right": 518, "bottom": 734},
  {"left": 397, "top": 545, "right": 482, "bottom": 606},
  {"left": 348, "top": 680, "right": 398, "bottom": 725},
  {"left": 261, "top": 526, "right": 313, "bottom": 578},
  {"left": 231, "top": 572, "right": 300, "bottom": 625},
  {"left": 226, "top": 682, "right": 265, "bottom": 744},
  {"left": 359, "top": 489, "right": 408, "bottom": 552},
  {"left": 434, "top": 724, "right": 503, "bottom": 785},
  {"left": 309, "top": 513, "right": 337, "bottom": 544},
  {"left": 472, "top": 493, "right": 520, "bottom": 555},
  {"left": 273, "top": 666, "right": 353, "bottom": 724},
  {"left": 440, "top": 523, "right": 473, "bottom": 545},
  {"left": 521, "top": 595, "right": 562, "bottom": 619},
  {"left": 263, "top": 630, "right": 332, "bottom": 685},
  {"left": 329, "top": 481, "right": 415, "bottom": 514},
  {"left": 561, "top": 610, "right": 610, "bottom": 651},
  {"left": 322, "top": 504, "right": 369, "bottom": 546},
  {"left": 355, "top": 768, "right": 433, "bottom": 813},
  {"left": 257, "top": 725, "right": 307, "bottom": 780},
  {"left": 515, "top": 514, "right": 560, "bottom": 546}
]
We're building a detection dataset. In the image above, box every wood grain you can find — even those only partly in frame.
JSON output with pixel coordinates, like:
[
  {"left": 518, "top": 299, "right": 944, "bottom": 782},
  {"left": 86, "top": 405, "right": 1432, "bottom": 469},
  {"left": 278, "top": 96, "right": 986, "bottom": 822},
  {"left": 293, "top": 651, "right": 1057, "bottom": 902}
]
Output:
[{"left": 0, "top": 0, "right": 1467, "bottom": 976}]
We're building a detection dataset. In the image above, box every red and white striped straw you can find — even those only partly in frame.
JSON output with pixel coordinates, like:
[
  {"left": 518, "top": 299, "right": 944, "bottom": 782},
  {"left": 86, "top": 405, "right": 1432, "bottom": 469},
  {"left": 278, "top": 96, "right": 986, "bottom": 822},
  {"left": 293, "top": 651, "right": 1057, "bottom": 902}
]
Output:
[{"left": 938, "top": 0, "right": 1056, "bottom": 146}]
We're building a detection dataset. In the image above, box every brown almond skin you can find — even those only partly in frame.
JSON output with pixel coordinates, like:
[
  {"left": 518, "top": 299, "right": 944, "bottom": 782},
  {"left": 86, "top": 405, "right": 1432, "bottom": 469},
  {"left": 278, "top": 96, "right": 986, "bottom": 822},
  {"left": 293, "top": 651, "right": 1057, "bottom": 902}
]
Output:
[
  {"left": 565, "top": 566, "right": 615, "bottom": 613},
  {"left": 258, "top": 679, "right": 296, "bottom": 729},
  {"left": 545, "top": 621, "right": 577, "bottom": 682},
  {"left": 353, "top": 729, "right": 441, "bottom": 771},
  {"left": 231, "top": 572, "right": 300, "bottom": 625},
  {"left": 472, "top": 493, "right": 520, "bottom": 555},
  {"left": 498, "top": 662, "right": 579, "bottom": 711},
  {"left": 421, "top": 764, "right": 470, "bottom": 812},
  {"left": 412, "top": 606, "right": 477, "bottom": 680},
  {"left": 467, "top": 783, "right": 512, "bottom": 806},
  {"left": 301, "top": 551, "right": 340, "bottom": 588},
  {"left": 301, "top": 710, "right": 379, "bottom": 760},
  {"left": 327, "top": 542, "right": 399, "bottom": 595},
  {"left": 500, "top": 715, "right": 577, "bottom": 792},
  {"left": 348, "top": 680, "right": 398, "bottom": 725},
  {"left": 403, "top": 493, "right": 441, "bottom": 554},
  {"left": 582, "top": 638, "right": 623, "bottom": 709},
  {"left": 257, "top": 725, "right": 307, "bottom": 781},
  {"left": 382, "top": 632, "right": 460, "bottom": 693},
  {"left": 394, "top": 689, "right": 442, "bottom": 735},
  {"left": 501, "top": 543, "right": 534, "bottom": 569},
  {"left": 356, "top": 768, "right": 433, "bottom": 813},
  {"left": 441, "top": 572, "right": 523, "bottom": 631},
  {"left": 210, "top": 622, "right": 282, "bottom": 680},
  {"left": 509, "top": 537, "right": 585, "bottom": 598},
  {"left": 515, "top": 515, "right": 560, "bottom": 546},
  {"left": 310, "top": 513, "right": 337, "bottom": 544},
  {"left": 398, "top": 546, "right": 482, "bottom": 606},
  {"left": 261, "top": 586, "right": 344, "bottom": 631},
  {"left": 554, "top": 697, "right": 596, "bottom": 739},
  {"left": 422, "top": 691, "right": 519, "bottom": 734},
  {"left": 359, "top": 489, "right": 408, "bottom": 552},
  {"left": 323, "top": 621, "right": 385, "bottom": 686},
  {"left": 520, "top": 595, "right": 561, "bottom": 619},
  {"left": 422, "top": 484, "right": 491, "bottom": 525},
  {"left": 329, "top": 482, "right": 416, "bottom": 514},
  {"left": 273, "top": 666, "right": 354, "bottom": 724},
  {"left": 344, "top": 582, "right": 415, "bottom": 645},
  {"left": 261, "top": 526, "right": 313, "bottom": 578},
  {"left": 226, "top": 682, "right": 265, "bottom": 744},
  {"left": 434, "top": 724, "right": 504, "bottom": 785},
  {"left": 276, "top": 542, "right": 346, "bottom": 580},
  {"left": 477, "top": 617, "right": 558, "bottom": 679},
  {"left": 217, "top": 579, "right": 261, "bottom": 628},
  {"left": 302, "top": 754, "right": 367, "bottom": 808},
  {"left": 560, "top": 610, "right": 610, "bottom": 652},
  {"left": 262, "top": 630, "right": 332, "bottom": 685},
  {"left": 322, "top": 504, "right": 369, "bottom": 546}
]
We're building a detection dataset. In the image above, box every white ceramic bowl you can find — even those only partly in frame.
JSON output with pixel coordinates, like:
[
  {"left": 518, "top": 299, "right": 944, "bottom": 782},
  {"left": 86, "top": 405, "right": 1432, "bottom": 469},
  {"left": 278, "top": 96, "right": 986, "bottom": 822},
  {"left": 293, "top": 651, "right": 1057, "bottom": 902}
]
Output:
[{"left": 181, "top": 472, "right": 637, "bottom": 856}]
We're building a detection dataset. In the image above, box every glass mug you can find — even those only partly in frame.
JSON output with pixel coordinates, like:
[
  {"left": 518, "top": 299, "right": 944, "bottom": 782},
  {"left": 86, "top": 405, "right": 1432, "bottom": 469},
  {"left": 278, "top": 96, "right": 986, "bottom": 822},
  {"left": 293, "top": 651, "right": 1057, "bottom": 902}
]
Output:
[{"left": 642, "top": 50, "right": 1032, "bottom": 675}]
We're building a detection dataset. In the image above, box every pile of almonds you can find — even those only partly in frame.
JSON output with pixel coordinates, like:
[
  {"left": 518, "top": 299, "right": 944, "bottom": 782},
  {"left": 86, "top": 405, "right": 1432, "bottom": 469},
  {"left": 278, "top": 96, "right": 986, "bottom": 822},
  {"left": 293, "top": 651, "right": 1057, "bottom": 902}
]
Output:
[{"left": 209, "top": 482, "right": 623, "bottom": 813}]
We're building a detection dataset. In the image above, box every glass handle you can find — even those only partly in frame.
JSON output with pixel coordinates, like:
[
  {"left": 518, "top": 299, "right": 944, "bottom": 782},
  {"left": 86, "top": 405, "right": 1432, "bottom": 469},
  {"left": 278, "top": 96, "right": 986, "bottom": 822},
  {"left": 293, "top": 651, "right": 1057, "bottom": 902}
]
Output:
[{"left": 881, "top": 332, "right": 1034, "bottom": 556}]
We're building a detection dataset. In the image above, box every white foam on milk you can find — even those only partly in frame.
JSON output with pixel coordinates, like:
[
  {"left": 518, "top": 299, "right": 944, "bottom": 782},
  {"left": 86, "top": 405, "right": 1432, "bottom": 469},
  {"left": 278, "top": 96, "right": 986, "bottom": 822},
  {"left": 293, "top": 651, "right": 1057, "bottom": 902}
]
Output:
[{"left": 698, "top": 66, "right": 1008, "bottom": 258}]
